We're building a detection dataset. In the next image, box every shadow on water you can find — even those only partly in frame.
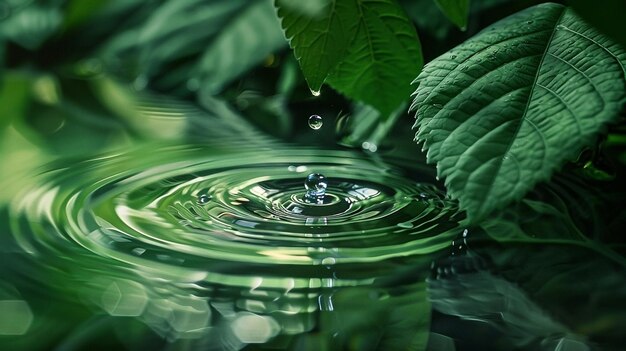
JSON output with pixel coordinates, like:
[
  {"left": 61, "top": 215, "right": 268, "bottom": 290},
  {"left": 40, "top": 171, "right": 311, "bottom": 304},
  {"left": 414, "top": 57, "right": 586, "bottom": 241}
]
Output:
[{"left": 1, "top": 83, "right": 625, "bottom": 351}]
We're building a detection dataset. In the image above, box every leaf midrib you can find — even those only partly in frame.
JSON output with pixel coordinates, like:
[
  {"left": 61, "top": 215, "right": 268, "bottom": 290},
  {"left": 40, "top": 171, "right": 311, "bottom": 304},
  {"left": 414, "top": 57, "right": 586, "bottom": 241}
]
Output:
[
  {"left": 314, "top": 0, "right": 339, "bottom": 89},
  {"left": 472, "top": 8, "right": 567, "bottom": 217}
]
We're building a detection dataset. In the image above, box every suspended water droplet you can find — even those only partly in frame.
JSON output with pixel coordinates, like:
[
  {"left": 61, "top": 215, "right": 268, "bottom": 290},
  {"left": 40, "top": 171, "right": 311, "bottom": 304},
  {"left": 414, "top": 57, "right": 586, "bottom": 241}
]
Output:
[
  {"left": 526, "top": 20, "right": 533, "bottom": 25},
  {"left": 308, "top": 115, "right": 323, "bottom": 130},
  {"left": 197, "top": 194, "right": 212, "bottom": 205},
  {"left": 310, "top": 89, "right": 321, "bottom": 97},
  {"left": 304, "top": 173, "right": 327, "bottom": 203},
  {"left": 450, "top": 55, "right": 457, "bottom": 60}
]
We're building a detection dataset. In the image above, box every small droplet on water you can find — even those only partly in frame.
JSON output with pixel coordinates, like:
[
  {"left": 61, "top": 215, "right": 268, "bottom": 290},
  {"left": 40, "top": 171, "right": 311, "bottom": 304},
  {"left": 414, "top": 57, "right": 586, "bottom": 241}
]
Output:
[
  {"left": 308, "top": 115, "right": 323, "bottom": 130},
  {"left": 197, "top": 194, "right": 212, "bottom": 204},
  {"left": 304, "top": 173, "right": 327, "bottom": 203}
]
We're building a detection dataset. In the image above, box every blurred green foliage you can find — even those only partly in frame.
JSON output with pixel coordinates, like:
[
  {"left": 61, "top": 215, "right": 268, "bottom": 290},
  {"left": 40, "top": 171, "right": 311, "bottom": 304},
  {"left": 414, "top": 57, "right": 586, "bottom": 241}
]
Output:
[{"left": 1, "top": 1, "right": 626, "bottom": 351}]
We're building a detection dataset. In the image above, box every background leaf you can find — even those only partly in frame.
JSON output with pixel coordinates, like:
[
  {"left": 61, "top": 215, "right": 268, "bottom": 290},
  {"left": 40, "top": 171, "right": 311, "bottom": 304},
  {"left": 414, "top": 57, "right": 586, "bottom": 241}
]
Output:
[
  {"left": 0, "top": 3, "right": 62, "bottom": 50},
  {"left": 194, "top": 0, "right": 286, "bottom": 95},
  {"left": 276, "top": 0, "right": 423, "bottom": 117},
  {"left": 434, "top": 0, "right": 470, "bottom": 30},
  {"left": 411, "top": 3, "right": 626, "bottom": 223}
]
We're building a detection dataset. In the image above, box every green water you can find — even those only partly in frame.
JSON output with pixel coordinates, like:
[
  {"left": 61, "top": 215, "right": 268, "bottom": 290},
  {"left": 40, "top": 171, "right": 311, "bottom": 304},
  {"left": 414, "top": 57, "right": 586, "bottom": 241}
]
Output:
[{"left": 1, "top": 90, "right": 625, "bottom": 351}]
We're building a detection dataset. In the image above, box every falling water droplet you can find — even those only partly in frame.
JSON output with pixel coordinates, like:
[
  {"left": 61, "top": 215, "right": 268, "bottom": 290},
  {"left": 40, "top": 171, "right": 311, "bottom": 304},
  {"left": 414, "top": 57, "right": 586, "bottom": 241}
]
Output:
[
  {"left": 308, "top": 115, "right": 323, "bottom": 130},
  {"left": 304, "top": 173, "right": 327, "bottom": 203},
  {"left": 197, "top": 194, "right": 212, "bottom": 205},
  {"left": 310, "top": 89, "right": 321, "bottom": 97}
]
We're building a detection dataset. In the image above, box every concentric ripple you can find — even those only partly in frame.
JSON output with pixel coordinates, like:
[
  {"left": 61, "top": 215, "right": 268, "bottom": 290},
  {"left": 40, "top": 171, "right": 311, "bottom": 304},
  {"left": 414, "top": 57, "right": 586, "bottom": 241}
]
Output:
[{"left": 12, "top": 146, "right": 464, "bottom": 287}]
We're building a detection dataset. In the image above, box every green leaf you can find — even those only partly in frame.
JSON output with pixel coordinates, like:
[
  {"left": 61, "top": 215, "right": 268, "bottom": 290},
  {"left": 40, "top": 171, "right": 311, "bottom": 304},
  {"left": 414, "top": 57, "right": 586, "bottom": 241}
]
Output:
[
  {"left": 194, "top": 0, "right": 286, "bottom": 95},
  {"left": 276, "top": 0, "right": 422, "bottom": 116},
  {"left": 274, "top": 0, "right": 353, "bottom": 93},
  {"left": 325, "top": 0, "right": 423, "bottom": 117},
  {"left": 433, "top": 0, "right": 469, "bottom": 30},
  {"left": 411, "top": 3, "right": 626, "bottom": 223}
]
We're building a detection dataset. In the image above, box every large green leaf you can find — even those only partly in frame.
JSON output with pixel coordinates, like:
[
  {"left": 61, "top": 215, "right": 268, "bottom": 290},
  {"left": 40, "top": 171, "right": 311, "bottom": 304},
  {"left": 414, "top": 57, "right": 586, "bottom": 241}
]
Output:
[
  {"left": 433, "top": 0, "right": 469, "bottom": 30},
  {"left": 275, "top": 0, "right": 422, "bottom": 117},
  {"left": 411, "top": 3, "right": 626, "bottom": 223}
]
